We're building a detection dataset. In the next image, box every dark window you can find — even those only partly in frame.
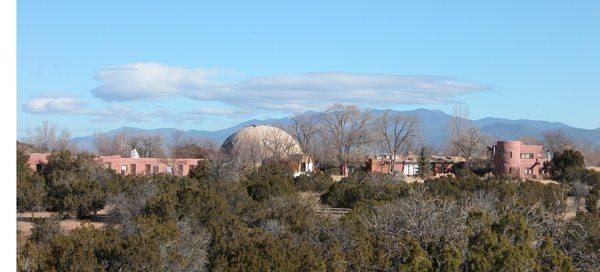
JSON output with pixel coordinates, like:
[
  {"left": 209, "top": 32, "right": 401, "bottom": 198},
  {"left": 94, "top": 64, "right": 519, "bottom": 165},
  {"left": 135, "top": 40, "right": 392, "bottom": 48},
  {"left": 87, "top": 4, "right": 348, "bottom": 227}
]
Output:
[
  {"left": 130, "top": 164, "right": 136, "bottom": 175},
  {"left": 301, "top": 162, "right": 307, "bottom": 172},
  {"left": 509, "top": 167, "right": 512, "bottom": 174},
  {"left": 152, "top": 165, "right": 159, "bottom": 174},
  {"left": 510, "top": 151, "right": 513, "bottom": 158},
  {"left": 145, "top": 164, "right": 151, "bottom": 174},
  {"left": 36, "top": 163, "right": 43, "bottom": 172}
]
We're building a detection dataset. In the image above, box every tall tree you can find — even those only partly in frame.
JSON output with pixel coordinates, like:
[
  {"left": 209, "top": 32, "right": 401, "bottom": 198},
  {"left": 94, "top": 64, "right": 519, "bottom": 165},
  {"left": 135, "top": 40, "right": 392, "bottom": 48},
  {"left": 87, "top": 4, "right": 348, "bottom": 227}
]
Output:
[
  {"left": 93, "top": 130, "right": 165, "bottom": 158},
  {"left": 550, "top": 149, "right": 585, "bottom": 180},
  {"left": 447, "top": 105, "right": 488, "bottom": 164},
  {"left": 543, "top": 129, "right": 573, "bottom": 153},
  {"left": 417, "top": 146, "right": 431, "bottom": 178},
  {"left": 323, "top": 104, "right": 371, "bottom": 175},
  {"left": 375, "top": 110, "right": 419, "bottom": 174},
  {"left": 285, "top": 112, "right": 321, "bottom": 155},
  {"left": 25, "top": 120, "right": 56, "bottom": 152},
  {"left": 24, "top": 121, "right": 76, "bottom": 152},
  {"left": 133, "top": 133, "right": 165, "bottom": 158}
]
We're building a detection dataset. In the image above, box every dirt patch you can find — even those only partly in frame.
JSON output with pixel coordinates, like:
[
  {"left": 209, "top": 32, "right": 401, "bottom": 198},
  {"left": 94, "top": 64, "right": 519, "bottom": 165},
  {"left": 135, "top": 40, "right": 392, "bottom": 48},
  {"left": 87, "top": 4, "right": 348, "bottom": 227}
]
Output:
[
  {"left": 330, "top": 175, "right": 345, "bottom": 182},
  {"left": 17, "top": 219, "right": 108, "bottom": 236},
  {"left": 17, "top": 205, "right": 114, "bottom": 236},
  {"left": 404, "top": 176, "right": 425, "bottom": 183}
]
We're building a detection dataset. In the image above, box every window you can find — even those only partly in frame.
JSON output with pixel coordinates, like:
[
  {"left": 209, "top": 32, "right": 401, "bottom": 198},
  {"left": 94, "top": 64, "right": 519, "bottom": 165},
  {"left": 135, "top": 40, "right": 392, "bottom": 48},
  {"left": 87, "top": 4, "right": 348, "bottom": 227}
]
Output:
[
  {"left": 510, "top": 151, "right": 513, "bottom": 158},
  {"left": 300, "top": 162, "right": 307, "bottom": 172},
  {"left": 36, "top": 163, "right": 43, "bottom": 172},
  {"left": 152, "top": 165, "right": 159, "bottom": 174},
  {"left": 166, "top": 166, "right": 173, "bottom": 174},
  {"left": 509, "top": 167, "right": 512, "bottom": 174},
  {"left": 145, "top": 164, "right": 151, "bottom": 174},
  {"left": 121, "top": 165, "right": 127, "bottom": 174},
  {"left": 525, "top": 168, "right": 533, "bottom": 175},
  {"left": 130, "top": 164, "right": 137, "bottom": 175},
  {"left": 104, "top": 162, "right": 111, "bottom": 169},
  {"left": 177, "top": 165, "right": 184, "bottom": 176},
  {"left": 520, "top": 153, "right": 534, "bottom": 159}
]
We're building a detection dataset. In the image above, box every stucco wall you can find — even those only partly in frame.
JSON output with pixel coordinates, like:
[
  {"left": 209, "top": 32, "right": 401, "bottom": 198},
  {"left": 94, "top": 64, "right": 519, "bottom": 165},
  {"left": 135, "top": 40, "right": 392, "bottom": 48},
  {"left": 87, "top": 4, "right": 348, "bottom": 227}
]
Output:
[
  {"left": 26, "top": 153, "right": 199, "bottom": 176},
  {"left": 492, "top": 141, "right": 548, "bottom": 179}
]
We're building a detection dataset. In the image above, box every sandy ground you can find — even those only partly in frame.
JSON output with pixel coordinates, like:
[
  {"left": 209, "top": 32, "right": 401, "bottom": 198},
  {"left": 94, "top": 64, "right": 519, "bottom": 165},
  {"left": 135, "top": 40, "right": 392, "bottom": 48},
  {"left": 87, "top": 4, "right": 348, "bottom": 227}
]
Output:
[
  {"left": 17, "top": 220, "right": 108, "bottom": 236},
  {"left": 17, "top": 206, "right": 113, "bottom": 236}
]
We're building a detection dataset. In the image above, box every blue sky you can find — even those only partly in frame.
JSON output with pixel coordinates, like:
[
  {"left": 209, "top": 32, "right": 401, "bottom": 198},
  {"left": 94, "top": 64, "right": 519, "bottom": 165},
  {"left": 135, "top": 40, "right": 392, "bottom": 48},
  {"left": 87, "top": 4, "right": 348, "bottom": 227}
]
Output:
[{"left": 17, "top": 1, "right": 600, "bottom": 137}]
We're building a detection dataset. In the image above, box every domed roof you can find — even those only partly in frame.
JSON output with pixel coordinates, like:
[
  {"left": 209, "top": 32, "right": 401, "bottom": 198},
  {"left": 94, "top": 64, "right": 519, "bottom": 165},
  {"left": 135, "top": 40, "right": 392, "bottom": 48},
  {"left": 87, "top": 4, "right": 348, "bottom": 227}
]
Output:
[{"left": 221, "top": 125, "right": 302, "bottom": 160}]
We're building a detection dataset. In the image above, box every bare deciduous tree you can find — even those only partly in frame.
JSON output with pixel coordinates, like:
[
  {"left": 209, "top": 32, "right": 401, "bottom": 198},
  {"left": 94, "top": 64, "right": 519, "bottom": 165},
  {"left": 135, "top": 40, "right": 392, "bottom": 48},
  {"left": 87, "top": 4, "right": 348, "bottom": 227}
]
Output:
[
  {"left": 93, "top": 130, "right": 165, "bottom": 157},
  {"left": 261, "top": 127, "right": 300, "bottom": 161},
  {"left": 167, "top": 130, "right": 188, "bottom": 157},
  {"left": 93, "top": 131, "right": 112, "bottom": 155},
  {"left": 94, "top": 130, "right": 132, "bottom": 157},
  {"left": 543, "top": 129, "right": 573, "bottom": 153},
  {"left": 447, "top": 105, "right": 489, "bottom": 164},
  {"left": 24, "top": 121, "right": 76, "bottom": 152},
  {"left": 161, "top": 220, "right": 210, "bottom": 272},
  {"left": 572, "top": 139, "right": 600, "bottom": 167},
  {"left": 132, "top": 133, "right": 165, "bottom": 158},
  {"left": 517, "top": 135, "right": 543, "bottom": 145},
  {"left": 323, "top": 104, "right": 371, "bottom": 174},
  {"left": 285, "top": 113, "right": 321, "bottom": 155},
  {"left": 167, "top": 130, "right": 218, "bottom": 159},
  {"left": 375, "top": 110, "right": 420, "bottom": 174}
]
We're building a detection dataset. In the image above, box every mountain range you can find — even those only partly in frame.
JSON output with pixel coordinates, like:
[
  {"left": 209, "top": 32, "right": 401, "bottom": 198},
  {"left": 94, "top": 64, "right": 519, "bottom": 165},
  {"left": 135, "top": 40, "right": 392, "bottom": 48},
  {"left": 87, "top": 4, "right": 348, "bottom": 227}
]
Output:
[{"left": 71, "top": 109, "right": 600, "bottom": 151}]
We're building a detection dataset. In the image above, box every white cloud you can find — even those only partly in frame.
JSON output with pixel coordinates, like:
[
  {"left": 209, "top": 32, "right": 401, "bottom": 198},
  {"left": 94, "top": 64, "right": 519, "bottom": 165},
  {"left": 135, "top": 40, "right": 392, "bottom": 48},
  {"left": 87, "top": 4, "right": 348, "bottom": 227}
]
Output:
[
  {"left": 23, "top": 97, "right": 88, "bottom": 114},
  {"left": 91, "top": 63, "right": 230, "bottom": 101},
  {"left": 25, "top": 63, "right": 489, "bottom": 124},
  {"left": 23, "top": 95, "right": 206, "bottom": 124},
  {"left": 184, "top": 107, "right": 251, "bottom": 118},
  {"left": 230, "top": 73, "right": 485, "bottom": 111},
  {"left": 90, "top": 63, "right": 487, "bottom": 112}
]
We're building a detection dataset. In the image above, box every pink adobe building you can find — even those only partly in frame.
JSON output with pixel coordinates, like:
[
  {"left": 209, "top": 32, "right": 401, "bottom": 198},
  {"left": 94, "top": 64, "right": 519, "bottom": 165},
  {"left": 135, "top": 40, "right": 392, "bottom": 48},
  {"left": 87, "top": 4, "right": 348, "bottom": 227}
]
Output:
[
  {"left": 490, "top": 141, "right": 550, "bottom": 179},
  {"left": 365, "top": 154, "right": 465, "bottom": 176},
  {"left": 27, "top": 153, "right": 200, "bottom": 176}
]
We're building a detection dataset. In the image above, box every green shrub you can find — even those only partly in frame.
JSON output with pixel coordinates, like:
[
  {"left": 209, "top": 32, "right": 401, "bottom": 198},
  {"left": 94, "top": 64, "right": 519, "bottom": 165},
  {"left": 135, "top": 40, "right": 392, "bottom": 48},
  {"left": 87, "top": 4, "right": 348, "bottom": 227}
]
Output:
[
  {"left": 17, "top": 149, "right": 47, "bottom": 212},
  {"left": 293, "top": 171, "right": 333, "bottom": 192},
  {"left": 244, "top": 163, "right": 296, "bottom": 202},
  {"left": 550, "top": 150, "right": 585, "bottom": 181},
  {"left": 321, "top": 172, "right": 409, "bottom": 208},
  {"left": 41, "top": 151, "right": 116, "bottom": 218}
]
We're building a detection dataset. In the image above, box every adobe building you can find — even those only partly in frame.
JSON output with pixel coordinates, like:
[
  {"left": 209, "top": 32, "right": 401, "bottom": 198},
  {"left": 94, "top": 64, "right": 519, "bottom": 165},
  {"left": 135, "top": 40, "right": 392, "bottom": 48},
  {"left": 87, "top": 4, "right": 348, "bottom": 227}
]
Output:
[
  {"left": 365, "top": 154, "right": 465, "bottom": 176},
  {"left": 285, "top": 154, "right": 316, "bottom": 177},
  {"left": 490, "top": 140, "right": 550, "bottom": 179},
  {"left": 27, "top": 151, "right": 200, "bottom": 176},
  {"left": 366, "top": 154, "right": 419, "bottom": 176}
]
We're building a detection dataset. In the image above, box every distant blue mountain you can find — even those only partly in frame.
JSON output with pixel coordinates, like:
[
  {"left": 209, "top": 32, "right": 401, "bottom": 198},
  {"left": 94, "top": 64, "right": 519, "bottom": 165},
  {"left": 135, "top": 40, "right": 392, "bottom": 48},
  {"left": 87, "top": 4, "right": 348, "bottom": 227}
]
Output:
[{"left": 71, "top": 109, "right": 600, "bottom": 151}]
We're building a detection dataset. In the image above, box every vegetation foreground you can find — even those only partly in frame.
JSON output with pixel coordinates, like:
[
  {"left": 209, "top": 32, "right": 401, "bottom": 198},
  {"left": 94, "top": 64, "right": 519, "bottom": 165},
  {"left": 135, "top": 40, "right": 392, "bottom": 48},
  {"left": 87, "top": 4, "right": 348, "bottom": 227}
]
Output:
[{"left": 17, "top": 150, "right": 600, "bottom": 271}]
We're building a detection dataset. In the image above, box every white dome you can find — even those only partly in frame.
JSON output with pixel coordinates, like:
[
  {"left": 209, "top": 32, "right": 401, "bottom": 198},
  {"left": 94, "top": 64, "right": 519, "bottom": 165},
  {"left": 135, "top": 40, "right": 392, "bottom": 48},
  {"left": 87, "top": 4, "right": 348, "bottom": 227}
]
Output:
[{"left": 221, "top": 125, "right": 302, "bottom": 161}]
